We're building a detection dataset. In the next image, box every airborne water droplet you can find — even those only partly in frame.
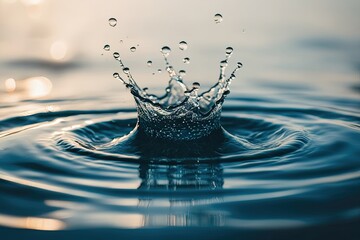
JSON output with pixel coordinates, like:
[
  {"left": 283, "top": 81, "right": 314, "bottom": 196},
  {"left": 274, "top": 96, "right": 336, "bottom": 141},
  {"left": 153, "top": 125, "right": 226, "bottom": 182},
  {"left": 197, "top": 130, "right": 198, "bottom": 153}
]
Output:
[
  {"left": 113, "top": 72, "right": 120, "bottom": 78},
  {"left": 179, "top": 70, "right": 186, "bottom": 77},
  {"left": 109, "top": 18, "right": 117, "bottom": 27},
  {"left": 113, "top": 52, "right": 120, "bottom": 59},
  {"left": 225, "top": 47, "right": 233, "bottom": 55},
  {"left": 220, "top": 60, "right": 228, "bottom": 68},
  {"left": 192, "top": 82, "right": 200, "bottom": 89},
  {"left": 103, "top": 44, "right": 110, "bottom": 51},
  {"left": 237, "top": 62, "right": 243, "bottom": 68},
  {"left": 130, "top": 47, "right": 136, "bottom": 52},
  {"left": 147, "top": 60, "right": 152, "bottom": 67},
  {"left": 179, "top": 41, "right": 188, "bottom": 50},
  {"left": 183, "top": 57, "right": 190, "bottom": 64},
  {"left": 161, "top": 46, "right": 171, "bottom": 57},
  {"left": 214, "top": 14, "right": 223, "bottom": 23},
  {"left": 158, "top": 69, "right": 162, "bottom": 73},
  {"left": 123, "top": 67, "right": 130, "bottom": 74}
]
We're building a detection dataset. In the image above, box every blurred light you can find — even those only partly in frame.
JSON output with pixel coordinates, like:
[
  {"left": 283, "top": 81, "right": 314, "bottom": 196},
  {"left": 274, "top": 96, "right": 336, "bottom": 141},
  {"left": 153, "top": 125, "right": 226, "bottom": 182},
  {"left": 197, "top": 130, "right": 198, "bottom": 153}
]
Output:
[
  {"left": 25, "top": 76, "right": 52, "bottom": 98},
  {"left": 50, "top": 41, "right": 68, "bottom": 61},
  {"left": 5, "top": 78, "right": 16, "bottom": 92},
  {"left": 0, "top": 214, "right": 65, "bottom": 231}
]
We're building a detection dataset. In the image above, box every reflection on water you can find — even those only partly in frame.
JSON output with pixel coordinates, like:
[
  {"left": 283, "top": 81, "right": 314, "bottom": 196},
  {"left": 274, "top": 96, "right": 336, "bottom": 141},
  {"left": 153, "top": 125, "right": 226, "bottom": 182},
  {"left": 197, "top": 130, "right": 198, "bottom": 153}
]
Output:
[
  {"left": 138, "top": 164, "right": 224, "bottom": 227},
  {"left": 1, "top": 76, "right": 52, "bottom": 101},
  {"left": 0, "top": 214, "right": 65, "bottom": 231}
]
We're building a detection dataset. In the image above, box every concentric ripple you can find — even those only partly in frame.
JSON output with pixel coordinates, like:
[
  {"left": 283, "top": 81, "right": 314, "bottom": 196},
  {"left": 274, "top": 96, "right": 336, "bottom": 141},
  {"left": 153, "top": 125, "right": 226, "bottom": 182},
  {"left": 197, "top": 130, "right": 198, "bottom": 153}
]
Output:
[
  {"left": 55, "top": 114, "right": 309, "bottom": 163},
  {"left": 0, "top": 96, "right": 359, "bottom": 233}
]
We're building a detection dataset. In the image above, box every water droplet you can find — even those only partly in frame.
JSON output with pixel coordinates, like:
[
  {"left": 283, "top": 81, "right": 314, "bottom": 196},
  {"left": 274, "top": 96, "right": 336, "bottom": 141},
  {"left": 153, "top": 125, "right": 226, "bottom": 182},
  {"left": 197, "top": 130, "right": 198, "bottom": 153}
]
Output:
[
  {"left": 214, "top": 14, "right": 223, "bottom": 23},
  {"left": 179, "top": 70, "right": 186, "bottom": 77},
  {"left": 237, "top": 62, "right": 243, "bottom": 68},
  {"left": 113, "top": 52, "right": 120, "bottom": 59},
  {"left": 123, "top": 67, "right": 130, "bottom": 74},
  {"left": 158, "top": 69, "right": 162, "bottom": 73},
  {"left": 161, "top": 46, "right": 171, "bottom": 57},
  {"left": 183, "top": 57, "right": 190, "bottom": 64},
  {"left": 103, "top": 44, "right": 110, "bottom": 51},
  {"left": 192, "top": 82, "right": 200, "bottom": 89},
  {"left": 152, "top": 72, "right": 155, "bottom": 75},
  {"left": 179, "top": 41, "right": 188, "bottom": 50},
  {"left": 109, "top": 18, "right": 117, "bottom": 27},
  {"left": 147, "top": 60, "right": 152, "bottom": 67},
  {"left": 220, "top": 60, "right": 228, "bottom": 68},
  {"left": 113, "top": 72, "right": 120, "bottom": 78},
  {"left": 130, "top": 47, "right": 136, "bottom": 52},
  {"left": 166, "top": 66, "right": 174, "bottom": 73},
  {"left": 225, "top": 47, "right": 233, "bottom": 55}
]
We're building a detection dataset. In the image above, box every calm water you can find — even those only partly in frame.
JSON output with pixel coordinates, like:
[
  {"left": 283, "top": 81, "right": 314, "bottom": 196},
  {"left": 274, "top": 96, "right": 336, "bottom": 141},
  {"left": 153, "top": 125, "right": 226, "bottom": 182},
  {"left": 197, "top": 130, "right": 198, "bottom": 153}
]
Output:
[{"left": 1, "top": 1, "right": 360, "bottom": 239}]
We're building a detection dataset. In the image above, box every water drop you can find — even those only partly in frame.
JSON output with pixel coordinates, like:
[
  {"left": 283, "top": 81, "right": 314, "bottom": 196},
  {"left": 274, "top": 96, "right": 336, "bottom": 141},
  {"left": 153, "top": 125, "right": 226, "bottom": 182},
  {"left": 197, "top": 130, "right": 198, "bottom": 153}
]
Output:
[
  {"left": 130, "top": 47, "right": 136, "bottom": 52},
  {"left": 220, "top": 60, "right": 228, "bottom": 68},
  {"left": 147, "top": 60, "right": 152, "bottom": 67},
  {"left": 179, "top": 41, "right": 188, "bottom": 50},
  {"left": 158, "top": 69, "right": 162, "bottom": 73},
  {"left": 113, "top": 72, "right": 120, "bottom": 78},
  {"left": 103, "top": 44, "right": 110, "bottom": 51},
  {"left": 123, "top": 67, "right": 130, "bottom": 74},
  {"left": 166, "top": 66, "right": 174, "bottom": 73},
  {"left": 161, "top": 46, "right": 171, "bottom": 57},
  {"left": 237, "top": 62, "right": 243, "bottom": 68},
  {"left": 214, "top": 14, "right": 223, "bottom": 23},
  {"left": 183, "top": 57, "right": 190, "bottom": 64},
  {"left": 109, "top": 18, "right": 117, "bottom": 27},
  {"left": 113, "top": 52, "right": 120, "bottom": 59},
  {"left": 192, "top": 82, "right": 200, "bottom": 89},
  {"left": 179, "top": 70, "right": 186, "bottom": 77},
  {"left": 225, "top": 47, "right": 233, "bottom": 55}
]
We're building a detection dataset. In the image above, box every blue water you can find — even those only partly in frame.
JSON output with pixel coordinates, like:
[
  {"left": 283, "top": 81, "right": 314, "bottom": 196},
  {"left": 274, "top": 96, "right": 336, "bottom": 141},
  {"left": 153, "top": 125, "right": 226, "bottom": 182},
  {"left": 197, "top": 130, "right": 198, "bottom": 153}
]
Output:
[{"left": 1, "top": 86, "right": 360, "bottom": 239}]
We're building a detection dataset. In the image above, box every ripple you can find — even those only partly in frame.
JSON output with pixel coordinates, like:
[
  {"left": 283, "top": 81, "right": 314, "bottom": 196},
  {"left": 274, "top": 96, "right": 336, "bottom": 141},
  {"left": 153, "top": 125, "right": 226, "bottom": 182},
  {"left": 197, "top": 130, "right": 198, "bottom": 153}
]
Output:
[
  {"left": 0, "top": 97, "right": 359, "bottom": 231},
  {"left": 54, "top": 114, "right": 309, "bottom": 164}
]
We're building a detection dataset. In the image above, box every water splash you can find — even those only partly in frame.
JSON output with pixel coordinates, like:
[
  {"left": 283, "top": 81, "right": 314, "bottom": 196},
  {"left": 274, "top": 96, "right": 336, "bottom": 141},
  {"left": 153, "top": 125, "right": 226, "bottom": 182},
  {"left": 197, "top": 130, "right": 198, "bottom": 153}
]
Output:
[{"left": 112, "top": 43, "right": 242, "bottom": 140}]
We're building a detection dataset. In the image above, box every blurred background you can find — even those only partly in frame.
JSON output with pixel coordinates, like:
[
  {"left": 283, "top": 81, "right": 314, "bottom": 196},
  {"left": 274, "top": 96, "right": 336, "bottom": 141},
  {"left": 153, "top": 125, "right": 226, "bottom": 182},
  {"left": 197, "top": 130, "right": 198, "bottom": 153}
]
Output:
[{"left": 0, "top": 0, "right": 359, "bottom": 106}]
